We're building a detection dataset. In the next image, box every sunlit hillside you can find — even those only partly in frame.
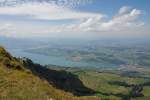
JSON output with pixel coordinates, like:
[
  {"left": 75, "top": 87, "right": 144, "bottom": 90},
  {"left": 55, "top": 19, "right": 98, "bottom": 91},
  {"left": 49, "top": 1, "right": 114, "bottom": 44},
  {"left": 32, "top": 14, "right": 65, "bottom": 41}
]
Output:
[{"left": 0, "top": 47, "right": 100, "bottom": 100}]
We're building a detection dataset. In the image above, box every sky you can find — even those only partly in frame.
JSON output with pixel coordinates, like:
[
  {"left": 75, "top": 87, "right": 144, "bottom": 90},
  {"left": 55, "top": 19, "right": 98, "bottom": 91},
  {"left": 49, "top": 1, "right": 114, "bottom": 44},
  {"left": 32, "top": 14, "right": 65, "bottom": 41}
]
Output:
[{"left": 0, "top": 0, "right": 149, "bottom": 39}]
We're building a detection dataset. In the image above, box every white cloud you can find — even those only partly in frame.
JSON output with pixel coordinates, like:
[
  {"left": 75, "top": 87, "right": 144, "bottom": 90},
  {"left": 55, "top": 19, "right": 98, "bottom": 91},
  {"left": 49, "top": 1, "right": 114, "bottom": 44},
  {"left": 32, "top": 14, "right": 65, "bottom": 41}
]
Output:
[
  {"left": 65, "top": 6, "right": 144, "bottom": 32},
  {"left": 0, "top": 23, "right": 12, "bottom": 30},
  {"left": 0, "top": 0, "right": 93, "bottom": 8},
  {"left": 0, "top": 2, "right": 103, "bottom": 20},
  {"left": 0, "top": 23, "right": 15, "bottom": 37},
  {"left": 118, "top": 6, "right": 131, "bottom": 15},
  {"left": 98, "top": 8, "right": 143, "bottom": 31}
]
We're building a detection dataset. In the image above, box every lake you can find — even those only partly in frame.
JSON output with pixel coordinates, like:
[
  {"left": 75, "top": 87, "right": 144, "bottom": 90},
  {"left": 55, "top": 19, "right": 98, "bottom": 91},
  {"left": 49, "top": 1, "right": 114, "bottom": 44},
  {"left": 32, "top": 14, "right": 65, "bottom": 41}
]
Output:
[{"left": 7, "top": 49, "right": 117, "bottom": 69}]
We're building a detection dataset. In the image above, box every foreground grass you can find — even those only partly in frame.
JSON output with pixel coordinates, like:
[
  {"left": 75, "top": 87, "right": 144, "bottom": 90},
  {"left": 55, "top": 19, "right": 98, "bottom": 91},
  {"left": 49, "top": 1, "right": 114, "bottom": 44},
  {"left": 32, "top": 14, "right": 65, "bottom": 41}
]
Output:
[{"left": 0, "top": 63, "right": 100, "bottom": 100}]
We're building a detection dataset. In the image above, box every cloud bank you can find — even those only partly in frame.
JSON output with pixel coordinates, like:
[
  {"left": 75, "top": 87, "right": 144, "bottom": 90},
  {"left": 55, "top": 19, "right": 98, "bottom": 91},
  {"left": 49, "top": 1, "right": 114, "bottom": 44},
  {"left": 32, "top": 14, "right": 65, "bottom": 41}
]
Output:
[
  {"left": 0, "top": 0, "right": 93, "bottom": 8},
  {"left": 40, "top": 6, "right": 144, "bottom": 33},
  {"left": 0, "top": 1, "right": 145, "bottom": 38},
  {"left": 0, "top": 3, "right": 103, "bottom": 20}
]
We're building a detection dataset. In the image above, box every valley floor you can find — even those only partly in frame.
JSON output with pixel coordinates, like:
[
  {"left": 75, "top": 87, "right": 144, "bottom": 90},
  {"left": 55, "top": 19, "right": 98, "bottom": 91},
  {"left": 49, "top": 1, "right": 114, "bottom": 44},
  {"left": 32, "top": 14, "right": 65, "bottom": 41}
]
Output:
[{"left": 49, "top": 66, "right": 150, "bottom": 100}]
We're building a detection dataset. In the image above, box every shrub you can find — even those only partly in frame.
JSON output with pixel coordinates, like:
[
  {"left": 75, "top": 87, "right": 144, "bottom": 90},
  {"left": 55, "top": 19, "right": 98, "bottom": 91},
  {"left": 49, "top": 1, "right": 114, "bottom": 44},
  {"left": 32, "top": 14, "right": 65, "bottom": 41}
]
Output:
[{"left": 2, "top": 57, "right": 11, "bottom": 67}]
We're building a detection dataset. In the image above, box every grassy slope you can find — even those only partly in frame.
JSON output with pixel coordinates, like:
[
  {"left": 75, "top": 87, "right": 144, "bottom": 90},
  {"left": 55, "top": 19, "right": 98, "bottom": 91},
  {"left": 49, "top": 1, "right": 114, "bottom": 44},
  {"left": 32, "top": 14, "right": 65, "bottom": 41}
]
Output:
[
  {"left": 73, "top": 70, "right": 150, "bottom": 100},
  {"left": 0, "top": 47, "right": 100, "bottom": 100}
]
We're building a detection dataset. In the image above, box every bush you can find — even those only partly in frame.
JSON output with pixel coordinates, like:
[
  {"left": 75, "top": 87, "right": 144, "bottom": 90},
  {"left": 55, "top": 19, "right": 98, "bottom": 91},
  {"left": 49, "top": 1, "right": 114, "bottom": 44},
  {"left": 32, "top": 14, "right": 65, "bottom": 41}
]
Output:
[{"left": 2, "top": 57, "right": 11, "bottom": 67}]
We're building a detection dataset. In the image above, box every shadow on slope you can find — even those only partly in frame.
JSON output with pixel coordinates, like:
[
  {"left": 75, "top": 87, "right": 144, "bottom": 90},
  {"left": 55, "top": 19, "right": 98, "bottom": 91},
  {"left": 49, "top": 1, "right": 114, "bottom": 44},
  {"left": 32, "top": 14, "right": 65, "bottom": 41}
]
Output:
[{"left": 22, "top": 58, "right": 96, "bottom": 96}]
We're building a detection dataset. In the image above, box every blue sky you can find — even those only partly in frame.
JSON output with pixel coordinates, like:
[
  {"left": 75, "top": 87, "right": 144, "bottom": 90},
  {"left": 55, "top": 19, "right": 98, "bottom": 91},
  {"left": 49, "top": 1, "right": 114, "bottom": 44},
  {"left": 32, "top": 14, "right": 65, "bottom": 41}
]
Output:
[
  {"left": 78, "top": 0, "right": 150, "bottom": 19},
  {"left": 0, "top": 0, "right": 149, "bottom": 38}
]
